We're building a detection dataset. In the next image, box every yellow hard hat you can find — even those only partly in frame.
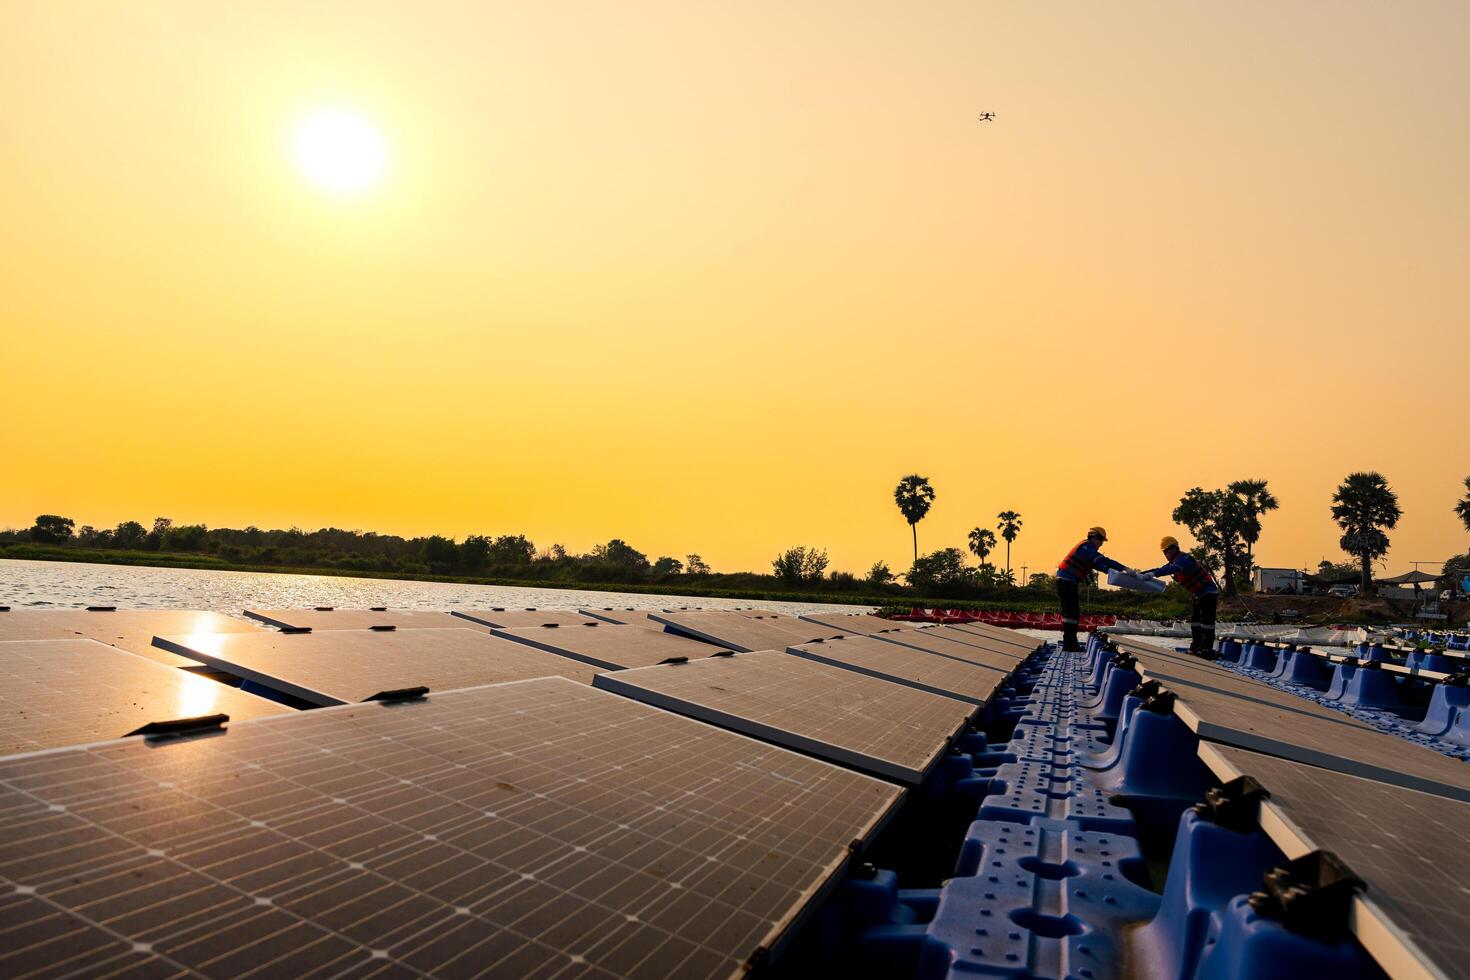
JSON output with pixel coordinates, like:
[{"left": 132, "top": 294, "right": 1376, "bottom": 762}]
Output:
[
  {"left": 1160, "top": 536, "right": 1179, "bottom": 551},
  {"left": 1088, "top": 526, "right": 1108, "bottom": 541}
]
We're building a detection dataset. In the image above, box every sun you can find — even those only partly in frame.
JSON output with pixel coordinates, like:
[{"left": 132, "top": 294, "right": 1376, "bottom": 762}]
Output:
[{"left": 292, "top": 109, "right": 387, "bottom": 193}]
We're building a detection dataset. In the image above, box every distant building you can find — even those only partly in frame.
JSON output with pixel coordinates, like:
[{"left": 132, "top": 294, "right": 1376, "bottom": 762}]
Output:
[{"left": 1253, "top": 567, "right": 1307, "bottom": 593}]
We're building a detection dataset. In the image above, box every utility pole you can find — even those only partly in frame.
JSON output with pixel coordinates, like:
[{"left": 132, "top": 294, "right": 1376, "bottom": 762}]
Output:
[{"left": 1020, "top": 564, "right": 1028, "bottom": 586}]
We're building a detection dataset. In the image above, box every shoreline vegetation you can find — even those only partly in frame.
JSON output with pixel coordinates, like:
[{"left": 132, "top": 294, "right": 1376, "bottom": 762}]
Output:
[{"left": 1, "top": 542, "right": 1192, "bottom": 618}]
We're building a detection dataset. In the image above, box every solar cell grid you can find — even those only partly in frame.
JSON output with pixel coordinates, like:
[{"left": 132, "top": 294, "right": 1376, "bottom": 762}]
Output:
[
  {"left": 1204, "top": 744, "right": 1470, "bottom": 980},
  {"left": 452, "top": 609, "right": 598, "bottom": 629},
  {"left": 787, "top": 635, "right": 1006, "bottom": 705},
  {"left": 0, "top": 608, "right": 266, "bottom": 669},
  {"left": 593, "top": 651, "right": 975, "bottom": 783},
  {"left": 493, "top": 623, "right": 733, "bottom": 670},
  {"left": 154, "top": 628, "right": 599, "bottom": 706},
  {"left": 243, "top": 608, "right": 469, "bottom": 631},
  {"left": 0, "top": 678, "right": 902, "bottom": 979},
  {"left": 650, "top": 611, "right": 842, "bottom": 653},
  {"left": 0, "top": 639, "right": 290, "bottom": 756}
]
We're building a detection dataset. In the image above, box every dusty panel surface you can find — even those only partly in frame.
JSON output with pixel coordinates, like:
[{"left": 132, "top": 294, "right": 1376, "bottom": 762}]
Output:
[
  {"left": 0, "top": 639, "right": 289, "bottom": 755},
  {"left": 452, "top": 609, "right": 599, "bottom": 629},
  {"left": 787, "top": 635, "right": 1006, "bottom": 706},
  {"left": 870, "top": 628, "right": 1025, "bottom": 670},
  {"left": 0, "top": 608, "right": 266, "bottom": 668},
  {"left": 0, "top": 678, "right": 901, "bottom": 979},
  {"left": 798, "top": 613, "right": 918, "bottom": 635},
  {"left": 155, "top": 628, "right": 599, "bottom": 706},
  {"left": 594, "top": 651, "right": 975, "bottom": 783},
  {"left": 243, "top": 608, "right": 468, "bottom": 631},
  {"left": 578, "top": 608, "right": 671, "bottom": 630},
  {"left": 650, "top": 611, "right": 844, "bottom": 653},
  {"left": 494, "top": 623, "right": 734, "bottom": 670}
]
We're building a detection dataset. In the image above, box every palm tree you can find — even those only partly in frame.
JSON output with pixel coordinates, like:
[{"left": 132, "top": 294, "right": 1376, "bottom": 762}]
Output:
[
  {"left": 968, "top": 527, "right": 997, "bottom": 568},
  {"left": 1330, "top": 472, "right": 1401, "bottom": 596},
  {"left": 893, "top": 475, "right": 936, "bottom": 563},
  {"left": 1456, "top": 476, "right": 1470, "bottom": 533},
  {"left": 996, "top": 510, "right": 1023, "bottom": 578},
  {"left": 1229, "top": 478, "right": 1279, "bottom": 568}
]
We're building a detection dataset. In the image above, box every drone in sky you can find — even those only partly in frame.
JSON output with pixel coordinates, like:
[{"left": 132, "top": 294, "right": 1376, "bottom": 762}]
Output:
[{"left": 977, "top": 112, "right": 996, "bottom": 122}]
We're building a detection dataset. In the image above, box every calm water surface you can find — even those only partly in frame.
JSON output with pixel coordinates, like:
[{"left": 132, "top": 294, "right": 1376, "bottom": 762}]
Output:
[{"left": 0, "top": 559, "right": 871, "bottom": 620}]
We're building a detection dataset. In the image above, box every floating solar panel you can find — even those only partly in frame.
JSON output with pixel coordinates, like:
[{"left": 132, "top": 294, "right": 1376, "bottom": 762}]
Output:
[
  {"left": 869, "top": 627, "right": 1025, "bottom": 670},
  {"left": 578, "top": 607, "right": 670, "bottom": 630},
  {"left": 799, "top": 612, "right": 919, "bottom": 635},
  {"left": 650, "top": 611, "right": 843, "bottom": 653},
  {"left": 594, "top": 651, "right": 975, "bottom": 783},
  {"left": 1202, "top": 743, "right": 1470, "bottom": 980},
  {"left": 1118, "top": 642, "right": 1376, "bottom": 731},
  {"left": 493, "top": 623, "right": 735, "bottom": 670},
  {"left": 0, "top": 677, "right": 902, "bottom": 977},
  {"left": 787, "top": 635, "right": 1006, "bottom": 706},
  {"left": 1155, "top": 670, "right": 1470, "bottom": 803},
  {"left": 0, "top": 608, "right": 267, "bottom": 669},
  {"left": 154, "top": 628, "right": 599, "bottom": 707},
  {"left": 452, "top": 609, "right": 598, "bottom": 629},
  {"left": 243, "top": 608, "right": 468, "bottom": 631},
  {"left": 0, "top": 639, "right": 289, "bottom": 755}
]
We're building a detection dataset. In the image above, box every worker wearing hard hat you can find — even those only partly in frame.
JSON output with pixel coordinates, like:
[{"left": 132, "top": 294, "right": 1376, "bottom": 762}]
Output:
[
  {"left": 1055, "top": 526, "right": 1130, "bottom": 652},
  {"left": 1139, "top": 536, "right": 1221, "bottom": 657}
]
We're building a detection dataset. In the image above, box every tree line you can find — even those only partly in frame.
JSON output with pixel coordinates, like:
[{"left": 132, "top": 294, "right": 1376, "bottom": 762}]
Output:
[
  {"left": 8, "top": 472, "right": 1468, "bottom": 599},
  {"left": 6, "top": 517, "right": 715, "bottom": 584}
]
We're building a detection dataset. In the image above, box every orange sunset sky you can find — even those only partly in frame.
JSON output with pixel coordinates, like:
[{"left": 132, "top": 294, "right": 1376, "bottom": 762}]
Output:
[{"left": 3, "top": 2, "right": 1467, "bottom": 578}]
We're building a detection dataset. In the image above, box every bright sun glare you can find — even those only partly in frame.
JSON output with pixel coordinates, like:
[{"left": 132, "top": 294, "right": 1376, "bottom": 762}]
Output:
[{"left": 293, "top": 109, "right": 387, "bottom": 193}]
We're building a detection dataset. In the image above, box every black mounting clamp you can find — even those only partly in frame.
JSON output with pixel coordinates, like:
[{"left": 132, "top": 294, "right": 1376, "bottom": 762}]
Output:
[
  {"left": 364, "top": 686, "right": 430, "bottom": 703},
  {"left": 1132, "top": 679, "right": 1164, "bottom": 701},
  {"left": 1139, "top": 688, "right": 1177, "bottom": 716},
  {"left": 1248, "top": 850, "right": 1365, "bottom": 938},
  {"left": 1192, "top": 775, "right": 1270, "bottom": 834},
  {"left": 1111, "top": 651, "right": 1137, "bottom": 671},
  {"left": 125, "top": 713, "right": 230, "bottom": 739}
]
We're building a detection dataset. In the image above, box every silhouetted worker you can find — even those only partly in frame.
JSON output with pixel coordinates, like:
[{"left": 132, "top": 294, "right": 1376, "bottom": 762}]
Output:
[
  {"left": 1055, "top": 526, "right": 1127, "bottom": 652},
  {"left": 1140, "top": 536, "right": 1220, "bottom": 656}
]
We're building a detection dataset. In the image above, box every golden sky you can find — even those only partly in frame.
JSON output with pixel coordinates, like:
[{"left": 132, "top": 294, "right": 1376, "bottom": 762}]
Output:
[{"left": 3, "top": 2, "right": 1467, "bottom": 577}]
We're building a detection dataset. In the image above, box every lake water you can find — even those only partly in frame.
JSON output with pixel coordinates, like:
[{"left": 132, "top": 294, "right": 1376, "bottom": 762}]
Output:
[{"left": 0, "top": 559, "right": 872, "bottom": 619}]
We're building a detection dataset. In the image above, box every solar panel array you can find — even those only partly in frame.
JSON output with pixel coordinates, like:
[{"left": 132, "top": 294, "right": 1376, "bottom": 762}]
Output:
[
  {"left": 154, "top": 628, "right": 600, "bottom": 706},
  {"left": 0, "top": 608, "right": 268, "bottom": 668},
  {"left": 1205, "top": 743, "right": 1470, "bottom": 978},
  {"left": 243, "top": 608, "right": 470, "bottom": 631},
  {"left": 0, "top": 678, "right": 902, "bottom": 978},
  {"left": 593, "top": 651, "right": 976, "bottom": 784},
  {"left": 0, "top": 639, "right": 290, "bottom": 756},
  {"left": 787, "top": 635, "right": 1005, "bottom": 705},
  {"left": 452, "top": 609, "right": 598, "bottom": 629},
  {"left": 650, "top": 611, "right": 843, "bottom": 652},
  {"left": 493, "top": 623, "right": 734, "bottom": 670}
]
